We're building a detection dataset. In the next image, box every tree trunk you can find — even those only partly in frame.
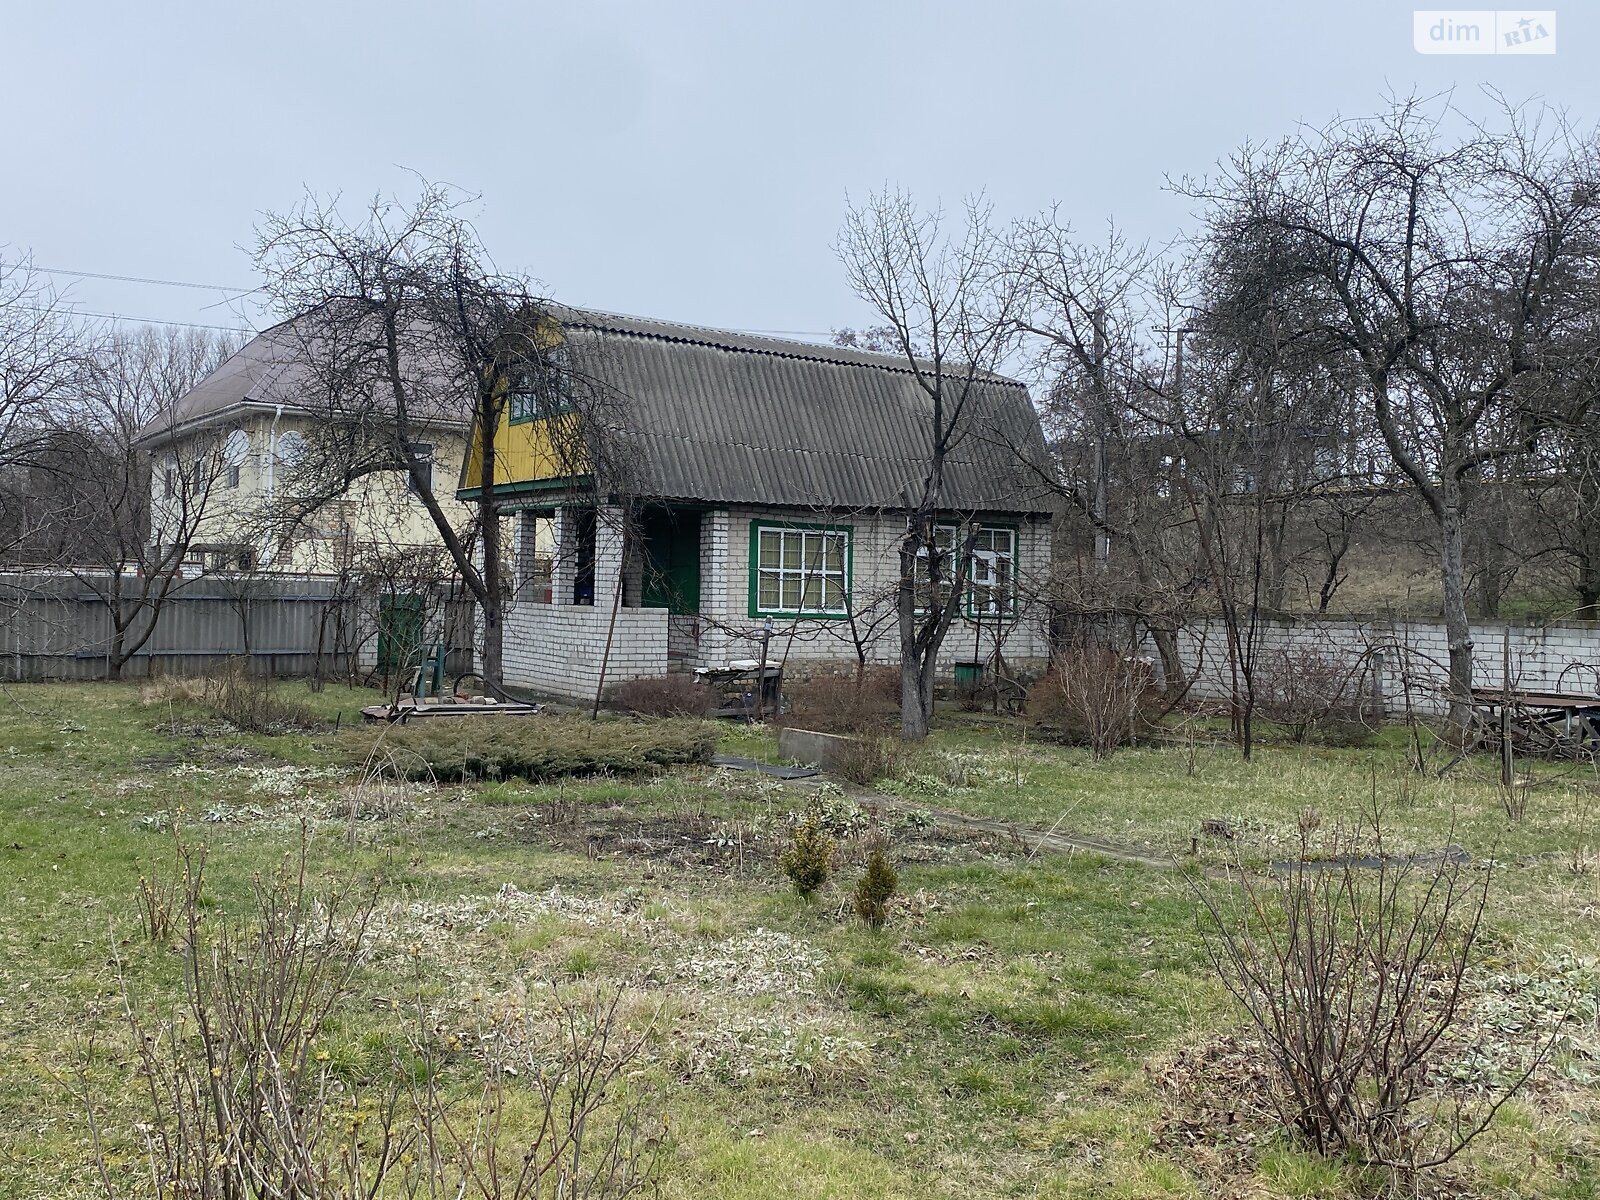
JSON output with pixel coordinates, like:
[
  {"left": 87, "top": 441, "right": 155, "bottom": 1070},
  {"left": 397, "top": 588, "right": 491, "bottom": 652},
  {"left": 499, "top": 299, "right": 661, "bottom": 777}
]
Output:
[
  {"left": 900, "top": 640, "right": 929, "bottom": 740},
  {"left": 1148, "top": 624, "right": 1186, "bottom": 696},
  {"left": 919, "top": 651, "right": 938, "bottom": 728},
  {"left": 480, "top": 498, "right": 503, "bottom": 688},
  {"left": 897, "top": 533, "right": 931, "bottom": 741},
  {"left": 1576, "top": 555, "right": 1600, "bottom": 621},
  {"left": 1439, "top": 479, "right": 1475, "bottom": 730},
  {"left": 108, "top": 589, "right": 129, "bottom": 681}
]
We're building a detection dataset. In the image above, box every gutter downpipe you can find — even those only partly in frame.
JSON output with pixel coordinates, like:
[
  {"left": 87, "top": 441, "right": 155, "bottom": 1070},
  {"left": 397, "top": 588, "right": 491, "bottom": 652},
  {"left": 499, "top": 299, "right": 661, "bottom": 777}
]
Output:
[{"left": 263, "top": 404, "right": 284, "bottom": 567}]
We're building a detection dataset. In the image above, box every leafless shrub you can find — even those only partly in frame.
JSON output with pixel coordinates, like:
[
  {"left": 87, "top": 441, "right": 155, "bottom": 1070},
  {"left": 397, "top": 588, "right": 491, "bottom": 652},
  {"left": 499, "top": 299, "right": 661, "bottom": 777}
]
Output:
[
  {"left": 82, "top": 828, "right": 662, "bottom": 1199},
  {"left": 1500, "top": 774, "right": 1533, "bottom": 822},
  {"left": 138, "top": 676, "right": 207, "bottom": 707},
  {"left": 201, "top": 657, "right": 323, "bottom": 733},
  {"left": 1190, "top": 812, "right": 1558, "bottom": 1175},
  {"left": 402, "top": 987, "right": 663, "bottom": 1200},
  {"left": 1254, "top": 646, "right": 1365, "bottom": 745},
  {"left": 784, "top": 668, "right": 899, "bottom": 735},
  {"left": 341, "top": 735, "right": 437, "bottom": 847},
  {"left": 612, "top": 674, "right": 708, "bottom": 718},
  {"left": 829, "top": 736, "right": 908, "bottom": 787},
  {"left": 1031, "top": 648, "right": 1152, "bottom": 759},
  {"left": 542, "top": 790, "right": 582, "bottom": 830},
  {"left": 1570, "top": 785, "right": 1598, "bottom": 875},
  {"left": 134, "top": 829, "right": 201, "bottom": 943}
]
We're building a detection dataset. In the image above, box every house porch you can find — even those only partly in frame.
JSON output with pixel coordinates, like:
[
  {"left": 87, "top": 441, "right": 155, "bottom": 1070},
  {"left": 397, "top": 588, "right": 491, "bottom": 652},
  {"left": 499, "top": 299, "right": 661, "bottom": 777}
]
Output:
[{"left": 500, "top": 501, "right": 720, "bottom": 702}]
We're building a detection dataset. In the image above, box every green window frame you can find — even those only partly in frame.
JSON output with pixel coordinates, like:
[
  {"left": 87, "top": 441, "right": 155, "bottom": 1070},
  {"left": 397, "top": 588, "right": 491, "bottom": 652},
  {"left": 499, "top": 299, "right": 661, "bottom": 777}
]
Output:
[
  {"left": 506, "top": 354, "right": 573, "bottom": 425},
  {"left": 747, "top": 521, "right": 853, "bottom": 619}
]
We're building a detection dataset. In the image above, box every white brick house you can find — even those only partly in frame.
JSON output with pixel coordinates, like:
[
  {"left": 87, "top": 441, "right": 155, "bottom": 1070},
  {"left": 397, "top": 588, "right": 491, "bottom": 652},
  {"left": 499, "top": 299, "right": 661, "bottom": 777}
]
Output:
[{"left": 463, "top": 310, "right": 1057, "bottom": 704}]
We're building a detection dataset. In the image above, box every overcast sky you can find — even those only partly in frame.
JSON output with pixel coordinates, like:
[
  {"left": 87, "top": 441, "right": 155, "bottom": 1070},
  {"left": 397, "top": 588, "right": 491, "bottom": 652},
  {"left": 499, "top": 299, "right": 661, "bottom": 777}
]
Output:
[{"left": 4, "top": 1, "right": 1596, "bottom": 343}]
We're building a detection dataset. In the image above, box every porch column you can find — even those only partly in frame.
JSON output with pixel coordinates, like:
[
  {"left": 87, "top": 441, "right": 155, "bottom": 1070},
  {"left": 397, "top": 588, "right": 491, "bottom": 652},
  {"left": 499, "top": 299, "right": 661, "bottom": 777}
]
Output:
[
  {"left": 550, "top": 506, "right": 577, "bottom": 606},
  {"left": 699, "top": 509, "right": 731, "bottom": 663},
  {"left": 593, "top": 504, "right": 628, "bottom": 610}
]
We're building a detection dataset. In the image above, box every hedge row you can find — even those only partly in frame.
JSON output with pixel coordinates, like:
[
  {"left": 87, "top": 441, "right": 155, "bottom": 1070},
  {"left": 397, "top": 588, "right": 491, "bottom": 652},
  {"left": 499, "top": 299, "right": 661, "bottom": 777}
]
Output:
[{"left": 342, "top": 716, "right": 716, "bottom": 782}]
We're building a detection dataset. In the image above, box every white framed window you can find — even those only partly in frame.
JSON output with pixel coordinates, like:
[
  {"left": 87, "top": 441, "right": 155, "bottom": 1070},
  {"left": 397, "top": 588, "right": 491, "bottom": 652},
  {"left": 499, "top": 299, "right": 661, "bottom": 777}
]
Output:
[
  {"left": 405, "top": 441, "right": 434, "bottom": 494},
  {"left": 750, "top": 523, "right": 851, "bottom": 617},
  {"left": 274, "top": 429, "right": 304, "bottom": 465}
]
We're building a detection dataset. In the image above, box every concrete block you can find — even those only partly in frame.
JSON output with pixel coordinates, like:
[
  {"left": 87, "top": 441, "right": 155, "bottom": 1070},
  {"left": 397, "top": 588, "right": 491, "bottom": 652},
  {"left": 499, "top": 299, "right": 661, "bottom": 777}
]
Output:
[{"left": 778, "top": 727, "right": 861, "bottom": 772}]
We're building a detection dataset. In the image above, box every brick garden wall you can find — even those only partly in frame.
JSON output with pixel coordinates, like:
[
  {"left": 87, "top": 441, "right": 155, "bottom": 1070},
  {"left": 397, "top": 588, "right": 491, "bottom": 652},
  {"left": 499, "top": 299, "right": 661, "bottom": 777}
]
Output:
[
  {"left": 502, "top": 603, "right": 669, "bottom": 702},
  {"left": 1153, "top": 615, "right": 1600, "bottom": 715}
]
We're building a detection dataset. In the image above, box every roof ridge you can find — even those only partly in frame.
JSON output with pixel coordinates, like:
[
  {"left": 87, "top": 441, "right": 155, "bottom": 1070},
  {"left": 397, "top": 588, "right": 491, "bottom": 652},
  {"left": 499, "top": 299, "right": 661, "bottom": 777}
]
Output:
[{"left": 557, "top": 305, "right": 1025, "bottom": 387}]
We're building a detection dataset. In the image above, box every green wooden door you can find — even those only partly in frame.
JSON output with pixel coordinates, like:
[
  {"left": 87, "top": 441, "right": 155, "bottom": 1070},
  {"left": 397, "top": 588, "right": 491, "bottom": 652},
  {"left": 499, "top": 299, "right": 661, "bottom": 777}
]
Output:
[
  {"left": 639, "top": 508, "right": 701, "bottom": 614},
  {"left": 377, "top": 594, "right": 424, "bottom": 674}
]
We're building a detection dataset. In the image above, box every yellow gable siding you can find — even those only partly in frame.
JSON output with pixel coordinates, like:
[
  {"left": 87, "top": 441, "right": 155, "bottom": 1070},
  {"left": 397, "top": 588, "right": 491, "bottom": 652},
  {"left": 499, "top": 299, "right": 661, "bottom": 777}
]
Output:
[
  {"left": 459, "top": 336, "right": 589, "bottom": 496},
  {"left": 461, "top": 406, "right": 585, "bottom": 492}
]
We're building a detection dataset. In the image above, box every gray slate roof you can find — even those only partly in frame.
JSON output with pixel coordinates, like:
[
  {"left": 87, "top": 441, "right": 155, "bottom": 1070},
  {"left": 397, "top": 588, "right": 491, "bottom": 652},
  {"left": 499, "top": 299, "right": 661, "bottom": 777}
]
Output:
[
  {"left": 561, "top": 310, "right": 1053, "bottom": 514},
  {"left": 148, "top": 307, "right": 1054, "bottom": 515}
]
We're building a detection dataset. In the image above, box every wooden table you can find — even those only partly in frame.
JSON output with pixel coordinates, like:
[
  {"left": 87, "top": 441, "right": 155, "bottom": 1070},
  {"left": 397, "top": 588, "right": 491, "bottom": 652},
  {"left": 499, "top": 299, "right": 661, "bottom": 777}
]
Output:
[{"left": 1469, "top": 687, "right": 1600, "bottom": 754}]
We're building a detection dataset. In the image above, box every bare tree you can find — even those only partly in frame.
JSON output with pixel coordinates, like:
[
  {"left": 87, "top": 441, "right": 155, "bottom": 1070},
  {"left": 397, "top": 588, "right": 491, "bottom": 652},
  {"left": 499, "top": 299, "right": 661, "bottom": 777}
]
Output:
[
  {"left": 1529, "top": 421, "right": 1600, "bottom": 617},
  {"left": 1006, "top": 218, "right": 1202, "bottom": 692},
  {"left": 1186, "top": 96, "right": 1600, "bottom": 727},
  {"left": 0, "top": 255, "right": 90, "bottom": 567},
  {"left": 1520, "top": 272, "right": 1600, "bottom": 616},
  {"left": 837, "top": 190, "right": 1020, "bottom": 740},
  {"left": 0, "top": 256, "right": 83, "bottom": 465},
  {"left": 253, "top": 185, "right": 587, "bottom": 692},
  {"left": 32, "top": 325, "right": 239, "bottom": 678}
]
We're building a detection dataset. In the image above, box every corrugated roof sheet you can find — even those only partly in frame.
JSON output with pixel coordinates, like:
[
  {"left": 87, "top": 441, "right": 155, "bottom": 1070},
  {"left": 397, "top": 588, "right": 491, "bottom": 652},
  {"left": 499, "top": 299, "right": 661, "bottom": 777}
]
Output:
[{"left": 563, "top": 313, "right": 1050, "bottom": 511}]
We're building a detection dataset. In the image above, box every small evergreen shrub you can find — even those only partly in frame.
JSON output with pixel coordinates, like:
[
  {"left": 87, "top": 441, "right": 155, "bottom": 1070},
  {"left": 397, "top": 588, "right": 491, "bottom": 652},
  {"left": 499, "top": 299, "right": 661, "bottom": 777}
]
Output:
[
  {"left": 779, "top": 811, "right": 836, "bottom": 898},
  {"left": 341, "top": 716, "right": 715, "bottom": 782},
  {"left": 853, "top": 843, "right": 898, "bottom": 929}
]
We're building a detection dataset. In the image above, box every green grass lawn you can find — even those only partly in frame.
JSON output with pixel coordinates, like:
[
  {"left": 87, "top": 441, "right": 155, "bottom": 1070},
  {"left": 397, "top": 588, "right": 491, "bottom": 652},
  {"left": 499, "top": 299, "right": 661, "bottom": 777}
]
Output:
[{"left": 0, "top": 683, "right": 1595, "bottom": 1198}]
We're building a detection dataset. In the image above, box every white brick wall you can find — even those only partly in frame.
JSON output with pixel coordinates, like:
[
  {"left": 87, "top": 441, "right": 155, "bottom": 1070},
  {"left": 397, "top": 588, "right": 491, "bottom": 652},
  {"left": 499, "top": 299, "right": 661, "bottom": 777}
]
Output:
[
  {"left": 1153, "top": 615, "right": 1600, "bottom": 715},
  {"left": 696, "top": 505, "right": 1053, "bottom": 676},
  {"left": 498, "top": 502, "right": 1053, "bottom": 699}
]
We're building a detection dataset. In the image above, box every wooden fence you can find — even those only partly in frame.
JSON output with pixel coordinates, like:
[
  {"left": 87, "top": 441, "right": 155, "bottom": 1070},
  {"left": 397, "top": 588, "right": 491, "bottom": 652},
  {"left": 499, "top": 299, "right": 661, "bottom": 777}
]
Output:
[{"left": 0, "top": 571, "right": 366, "bottom": 681}]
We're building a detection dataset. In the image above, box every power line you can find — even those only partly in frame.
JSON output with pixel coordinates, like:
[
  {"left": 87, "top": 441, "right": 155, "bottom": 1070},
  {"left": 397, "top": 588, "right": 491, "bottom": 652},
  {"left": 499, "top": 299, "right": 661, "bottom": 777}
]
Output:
[
  {"left": 19, "top": 263, "right": 257, "bottom": 294},
  {"left": 17, "top": 303, "right": 257, "bottom": 335},
  {"left": 13, "top": 264, "right": 835, "bottom": 339}
]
